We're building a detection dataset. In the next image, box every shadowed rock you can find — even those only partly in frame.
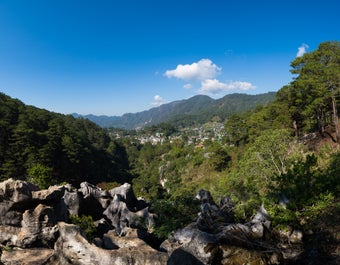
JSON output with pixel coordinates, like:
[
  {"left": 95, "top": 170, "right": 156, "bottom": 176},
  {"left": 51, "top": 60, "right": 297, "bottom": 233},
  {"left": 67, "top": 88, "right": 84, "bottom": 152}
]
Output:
[{"left": 0, "top": 179, "right": 306, "bottom": 265}]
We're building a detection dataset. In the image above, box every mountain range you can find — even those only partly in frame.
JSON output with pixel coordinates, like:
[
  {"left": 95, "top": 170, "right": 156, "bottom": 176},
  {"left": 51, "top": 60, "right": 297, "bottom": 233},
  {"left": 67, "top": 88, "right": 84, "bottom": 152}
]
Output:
[{"left": 73, "top": 92, "right": 276, "bottom": 129}]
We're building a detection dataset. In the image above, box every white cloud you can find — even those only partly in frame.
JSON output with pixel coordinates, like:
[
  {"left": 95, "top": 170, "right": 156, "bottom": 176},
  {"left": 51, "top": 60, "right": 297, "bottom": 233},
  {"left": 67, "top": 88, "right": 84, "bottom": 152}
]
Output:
[
  {"left": 165, "top": 59, "right": 221, "bottom": 81},
  {"left": 183, "top": 83, "right": 192, "bottom": 89},
  {"left": 152, "top": 95, "right": 166, "bottom": 106},
  {"left": 199, "top": 79, "right": 256, "bottom": 94},
  {"left": 296, "top": 43, "right": 309, "bottom": 57}
]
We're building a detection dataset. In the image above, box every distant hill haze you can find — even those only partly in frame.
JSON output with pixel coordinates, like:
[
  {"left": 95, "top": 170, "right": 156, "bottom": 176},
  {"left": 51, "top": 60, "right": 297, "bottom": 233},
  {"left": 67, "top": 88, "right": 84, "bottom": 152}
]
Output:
[{"left": 74, "top": 92, "right": 276, "bottom": 129}]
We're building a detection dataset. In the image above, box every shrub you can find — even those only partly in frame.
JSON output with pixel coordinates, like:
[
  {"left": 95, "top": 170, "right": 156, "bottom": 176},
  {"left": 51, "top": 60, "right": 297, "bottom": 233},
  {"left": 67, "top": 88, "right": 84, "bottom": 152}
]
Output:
[
  {"left": 69, "top": 214, "right": 96, "bottom": 241},
  {"left": 27, "top": 163, "right": 55, "bottom": 189}
]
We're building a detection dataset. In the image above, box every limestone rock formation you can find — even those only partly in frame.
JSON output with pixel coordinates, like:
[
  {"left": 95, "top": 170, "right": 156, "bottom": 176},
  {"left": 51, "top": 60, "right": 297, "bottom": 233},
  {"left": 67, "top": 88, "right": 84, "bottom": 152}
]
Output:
[
  {"left": 53, "top": 222, "right": 168, "bottom": 265},
  {"left": 162, "top": 190, "right": 286, "bottom": 264},
  {"left": 0, "top": 179, "right": 306, "bottom": 265}
]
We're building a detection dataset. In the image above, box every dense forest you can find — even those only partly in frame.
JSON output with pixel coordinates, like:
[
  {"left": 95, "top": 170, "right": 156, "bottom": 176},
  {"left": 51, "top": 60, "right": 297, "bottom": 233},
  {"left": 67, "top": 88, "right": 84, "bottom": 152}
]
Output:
[
  {"left": 0, "top": 41, "right": 339, "bottom": 245},
  {"left": 0, "top": 95, "right": 130, "bottom": 186}
]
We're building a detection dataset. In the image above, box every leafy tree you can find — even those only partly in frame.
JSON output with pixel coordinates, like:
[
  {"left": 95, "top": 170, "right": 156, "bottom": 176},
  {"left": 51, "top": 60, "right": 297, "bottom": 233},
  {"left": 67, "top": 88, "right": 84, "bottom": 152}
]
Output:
[
  {"left": 239, "top": 129, "right": 299, "bottom": 192},
  {"left": 267, "top": 153, "right": 338, "bottom": 228},
  {"left": 289, "top": 41, "right": 340, "bottom": 141},
  {"left": 219, "top": 129, "right": 303, "bottom": 220},
  {"left": 207, "top": 143, "right": 231, "bottom": 172},
  {"left": 224, "top": 113, "right": 248, "bottom": 146}
]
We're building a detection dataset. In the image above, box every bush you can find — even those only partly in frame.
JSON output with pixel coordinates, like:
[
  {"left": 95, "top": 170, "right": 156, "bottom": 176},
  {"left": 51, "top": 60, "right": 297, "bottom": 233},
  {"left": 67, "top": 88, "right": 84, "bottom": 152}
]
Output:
[
  {"left": 151, "top": 195, "right": 199, "bottom": 240},
  {"left": 69, "top": 214, "right": 96, "bottom": 241},
  {"left": 27, "top": 163, "right": 55, "bottom": 189}
]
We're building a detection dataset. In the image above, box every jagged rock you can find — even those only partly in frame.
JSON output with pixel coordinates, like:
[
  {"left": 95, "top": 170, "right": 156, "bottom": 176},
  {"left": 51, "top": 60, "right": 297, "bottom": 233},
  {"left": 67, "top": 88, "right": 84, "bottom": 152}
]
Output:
[
  {"left": 0, "top": 179, "right": 306, "bottom": 265},
  {"left": 103, "top": 194, "right": 154, "bottom": 236},
  {"left": 32, "top": 185, "right": 65, "bottom": 202},
  {"left": 161, "top": 224, "right": 218, "bottom": 264},
  {"left": 1, "top": 248, "right": 54, "bottom": 265},
  {"left": 0, "top": 179, "right": 38, "bottom": 223},
  {"left": 53, "top": 222, "right": 168, "bottom": 265},
  {"left": 162, "top": 194, "right": 280, "bottom": 264},
  {"left": 108, "top": 183, "right": 137, "bottom": 208},
  {"left": 0, "top": 180, "right": 59, "bottom": 248},
  {"left": 63, "top": 190, "right": 82, "bottom": 216},
  {"left": 0, "top": 204, "right": 58, "bottom": 248},
  {"left": 195, "top": 189, "right": 215, "bottom": 205},
  {"left": 0, "top": 178, "right": 38, "bottom": 204},
  {"left": 195, "top": 189, "right": 235, "bottom": 233},
  {"left": 78, "top": 182, "right": 111, "bottom": 220},
  {"left": 104, "top": 227, "right": 153, "bottom": 249},
  {"left": 18, "top": 204, "right": 58, "bottom": 247},
  {"left": 94, "top": 218, "right": 112, "bottom": 237},
  {"left": 219, "top": 196, "right": 235, "bottom": 223}
]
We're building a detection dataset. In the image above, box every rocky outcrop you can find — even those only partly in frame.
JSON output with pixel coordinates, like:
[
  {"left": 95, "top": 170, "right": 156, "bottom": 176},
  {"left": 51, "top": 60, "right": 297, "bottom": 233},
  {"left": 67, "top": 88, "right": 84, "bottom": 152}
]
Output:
[
  {"left": 53, "top": 222, "right": 168, "bottom": 265},
  {"left": 161, "top": 190, "right": 291, "bottom": 264},
  {"left": 0, "top": 179, "right": 306, "bottom": 265}
]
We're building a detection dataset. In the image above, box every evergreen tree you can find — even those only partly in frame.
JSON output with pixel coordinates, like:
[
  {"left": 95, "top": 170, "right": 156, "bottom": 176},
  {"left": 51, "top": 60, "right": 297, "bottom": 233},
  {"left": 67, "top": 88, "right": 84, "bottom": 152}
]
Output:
[{"left": 290, "top": 41, "right": 340, "bottom": 141}]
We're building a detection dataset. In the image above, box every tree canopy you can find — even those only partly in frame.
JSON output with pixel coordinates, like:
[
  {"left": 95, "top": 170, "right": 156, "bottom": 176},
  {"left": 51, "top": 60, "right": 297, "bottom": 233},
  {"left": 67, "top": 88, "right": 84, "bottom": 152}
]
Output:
[{"left": 278, "top": 41, "right": 340, "bottom": 141}]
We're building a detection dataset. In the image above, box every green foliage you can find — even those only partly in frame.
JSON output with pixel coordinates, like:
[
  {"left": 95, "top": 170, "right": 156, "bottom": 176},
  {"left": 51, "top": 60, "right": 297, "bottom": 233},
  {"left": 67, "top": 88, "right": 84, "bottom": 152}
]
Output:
[
  {"left": 151, "top": 194, "right": 199, "bottom": 239},
  {"left": 296, "top": 193, "right": 335, "bottom": 226},
  {"left": 27, "top": 163, "right": 55, "bottom": 189},
  {"left": 283, "top": 41, "right": 340, "bottom": 138},
  {"left": 265, "top": 203, "right": 298, "bottom": 227},
  {"left": 274, "top": 154, "right": 320, "bottom": 207},
  {"left": 0, "top": 92, "right": 130, "bottom": 185},
  {"left": 207, "top": 143, "right": 231, "bottom": 172},
  {"left": 266, "top": 152, "right": 338, "bottom": 228},
  {"left": 224, "top": 113, "right": 248, "bottom": 146},
  {"left": 69, "top": 214, "right": 96, "bottom": 241},
  {"left": 236, "top": 129, "right": 301, "bottom": 197},
  {"left": 96, "top": 181, "right": 121, "bottom": 191}
]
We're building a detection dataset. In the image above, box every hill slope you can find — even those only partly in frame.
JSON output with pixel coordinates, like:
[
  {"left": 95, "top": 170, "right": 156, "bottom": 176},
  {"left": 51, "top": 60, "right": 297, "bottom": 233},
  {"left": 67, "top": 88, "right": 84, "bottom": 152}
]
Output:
[{"left": 77, "top": 92, "right": 276, "bottom": 129}]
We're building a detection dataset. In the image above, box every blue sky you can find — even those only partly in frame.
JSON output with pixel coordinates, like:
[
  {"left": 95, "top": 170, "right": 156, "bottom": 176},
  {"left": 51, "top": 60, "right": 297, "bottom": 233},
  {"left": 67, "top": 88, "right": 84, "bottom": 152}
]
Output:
[{"left": 0, "top": 0, "right": 339, "bottom": 116}]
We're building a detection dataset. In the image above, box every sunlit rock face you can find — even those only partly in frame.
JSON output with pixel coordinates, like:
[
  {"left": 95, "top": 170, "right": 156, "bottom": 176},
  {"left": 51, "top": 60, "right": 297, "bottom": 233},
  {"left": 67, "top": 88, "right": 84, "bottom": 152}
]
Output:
[{"left": 0, "top": 179, "right": 306, "bottom": 265}]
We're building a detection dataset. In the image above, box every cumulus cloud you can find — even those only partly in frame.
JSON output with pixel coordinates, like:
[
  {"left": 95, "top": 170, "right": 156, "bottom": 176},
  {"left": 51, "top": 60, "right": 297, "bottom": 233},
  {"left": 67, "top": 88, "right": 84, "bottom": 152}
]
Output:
[
  {"left": 183, "top": 83, "right": 193, "bottom": 89},
  {"left": 165, "top": 59, "right": 221, "bottom": 81},
  {"left": 164, "top": 58, "right": 257, "bottom": 96},
  {"left": 199, "top": 79, "right": 256, "bottom": 94},
  {"left": 152, "top": 95, "right": 166, "bottom": 106},
  {"left": 296, "top": 43, "right": 309, "bottom": 57}
]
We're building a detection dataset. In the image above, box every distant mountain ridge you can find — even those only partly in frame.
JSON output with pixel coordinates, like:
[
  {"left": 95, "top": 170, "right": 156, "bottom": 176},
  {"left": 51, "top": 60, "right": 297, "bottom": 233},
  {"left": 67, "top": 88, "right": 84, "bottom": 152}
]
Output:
[{"left": 74, "top": 92, "right": 276, "bottom": 129}]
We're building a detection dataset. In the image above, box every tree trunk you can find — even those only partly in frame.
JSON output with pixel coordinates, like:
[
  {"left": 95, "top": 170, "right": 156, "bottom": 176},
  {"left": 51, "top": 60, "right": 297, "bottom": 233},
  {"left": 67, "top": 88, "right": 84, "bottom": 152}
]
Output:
[{"left": 332, "top": 95, "right": 339, "bottom": 143}]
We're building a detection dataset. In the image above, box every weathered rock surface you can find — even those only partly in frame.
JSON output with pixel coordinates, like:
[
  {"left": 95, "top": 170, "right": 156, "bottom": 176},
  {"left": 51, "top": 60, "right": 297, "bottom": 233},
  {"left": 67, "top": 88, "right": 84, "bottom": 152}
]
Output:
[
  {"left": 53, "top": 222, "right": 168, "bottom": 265},
  {"left": 1, "top": 248, "right": 54, "bottom": 265},
  {"left": 0, "top": 179, "right": 308, "bottom": 265},
  {"left": 162, "top": 191, "right": 286, "bottom": 264}
]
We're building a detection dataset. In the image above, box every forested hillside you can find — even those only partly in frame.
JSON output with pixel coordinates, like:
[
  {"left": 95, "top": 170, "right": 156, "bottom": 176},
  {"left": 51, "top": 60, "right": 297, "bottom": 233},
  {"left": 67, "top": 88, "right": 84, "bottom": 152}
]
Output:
[
  {"left": 0, "top": 93, "right": 130, "bottom": 186},
  {"left": 76, "top": 92, "right": 276, "bottom": 129}
]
